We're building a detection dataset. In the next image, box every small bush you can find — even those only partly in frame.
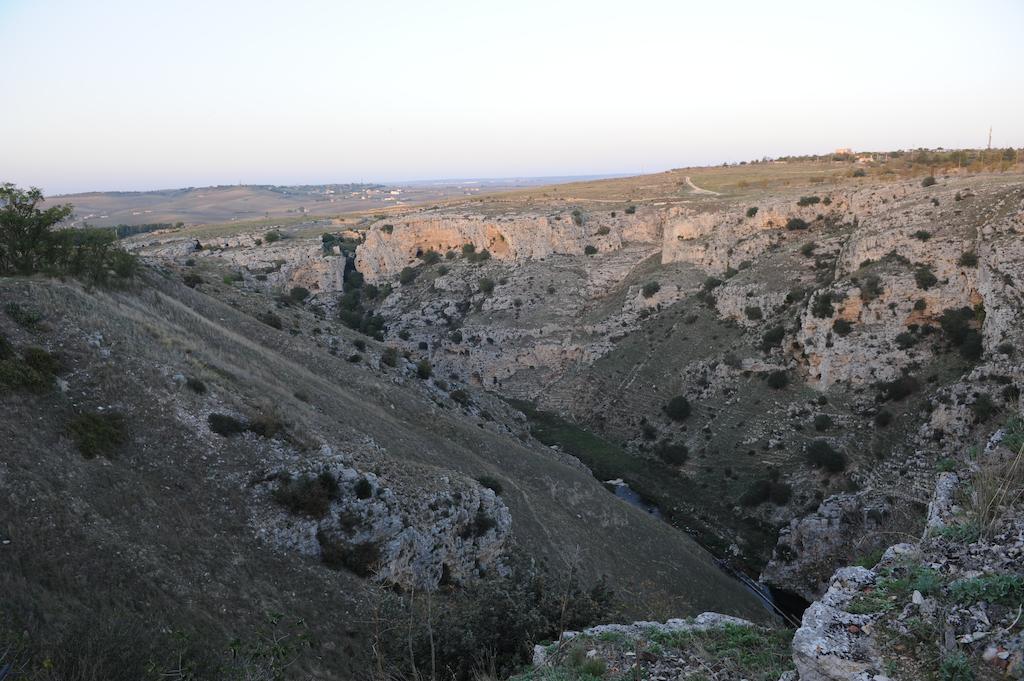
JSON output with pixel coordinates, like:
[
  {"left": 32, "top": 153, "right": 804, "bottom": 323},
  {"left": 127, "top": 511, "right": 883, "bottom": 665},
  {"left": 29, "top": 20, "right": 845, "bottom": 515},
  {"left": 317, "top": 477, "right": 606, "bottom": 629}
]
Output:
[
  {"left": 797, "top": 196, "right": 821, "bottom": 207},
  {"left": 912, "top": 230, "right": 932, "bottom": 241},
  {"left": 583, "top": 245, "right": 598, "bottom": 255},
  {"left": 664, "top": 395, "right": 691, "bottom": 421},
  {"left": 258, "top": 311, "right": 283, "bottom": 329},
  {"left": 641, "top": 281, "right": 660, "bottom": 298},
  {"left": 799, "top": 242, "right": 817, "bottom": 257},
  {"left": 860, "top": 275, "right": 883, "bottom": 302},
  {"left": 745, "top": 206, "right": 758, "bottom": 218},
  {"left": 22, "top": 347, "right": 61, "bottom": 377},
  {"left": 381, "top": 346, "right": 399, "bottom": 367},
  {"left": 624, "top": 205, "right": 636, "bottom": 215},
  {"left": 207, "top": 413, "right": 247, "bottom": 436},
  {"left": 913, "top": 298, "right": 927, "bottom": 311},
  {"left": 878, "top": 375, "right": 920, "bottom": 401},
  {"left": 655, "top": 441, "right": 689, "bottom": 465},
  {"left": 571, "top": 209, "right": 584, "bottom": 226},
  {"left": 874, "top": 410, "right": 893, "bottom": 427},
  {"left": 921, "top": 176, "right": 937, "bottom": 187},
  {"left": 958, "top": 251, "right": 978, "bottom": 267},
  {"left": 273, "top": 471, "right": 339, "bottom": 518},
  {"left": 813, "top": 414, "right": 833, "bottom": 431},
  {"left": 895, "top": 332, "right": 917, "bottom": 350},
  {"left": 479, "top": 278, "right": 495, "bottom": 294},
  {"left": 264, "top": 230, "right": 282, "bottom": 243},
  {"left": 289, "top": 286, "right": 310, "bottom": 303},
  {"left": 248, "top": 412, "right": 284, "bottom": 439},
  {"left": 914, "top": 266, "right": 938, "bottom": 290},
  {"left": 422, "top": 249, "right": 441, "bottom": 265},
  {"left": 761, "top": 325, "right": 785, "bottom": 353},
  {"left": 739, "top": 479, "right": 771, "bottom": 506},
  {"left": 317, "top": 530, "right": 381, "bottom": 577},
  {"left": 183, "top": 272, "right": 203, "bottom": 288},
  {"left": 4, "top": 302, "right": 42, "bottom": 328},
  {"left": 832, "top": 319, "right": 853, "bottom": 336},
  {"left": 476, "top": 475, "right": 503, "bottom": 495},
  {"left": 595, "top": 226, "right": 610, "bottom": 236},
  {"left": 354, "top": 477, "right": 373, "bottom": 499},
  {"left": 766, "top": 370, "right": 789, "bottom": 389},
  {"left": 807, "top": 440, "right": 846, "bottom": 472},
  {"left": 786, "top": 217, "right": 809, "bottom": 230},
  {"left": 852, "top": 168, "right": 866, "bottom": 177},
  {"left": 969, "top": 393, "right": 996, "bottom": 422},
  {"left": 416, "top": 359, "right": 432, "bottom": 379},
  {"left": 68, "top": 412, "right": 127, "bottom": 459},
  {"left": 744, "top": 306, "right": 763, "bottom": 321},
  {"left": 811, "top": 292, "right": 834, "bottom": 318},
  {"left": 399, "top": 267, "right": 418, "bottom": 285},
  {"left": 450, "top": 388, "right": 469, "bottom": 406},
  {"left": 185, "top": 376, "right": 206, "bottom": 394}
]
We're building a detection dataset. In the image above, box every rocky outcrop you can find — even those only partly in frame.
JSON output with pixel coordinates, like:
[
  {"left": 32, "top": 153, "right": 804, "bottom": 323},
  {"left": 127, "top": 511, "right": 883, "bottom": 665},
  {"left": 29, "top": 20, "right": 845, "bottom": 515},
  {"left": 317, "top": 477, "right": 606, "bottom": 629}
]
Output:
[
  {"left": 762, "top": 493, "right": 892, "bottom": 602},
  {"left": 251, "top": 445, "right": 511, "bottom": 590}
]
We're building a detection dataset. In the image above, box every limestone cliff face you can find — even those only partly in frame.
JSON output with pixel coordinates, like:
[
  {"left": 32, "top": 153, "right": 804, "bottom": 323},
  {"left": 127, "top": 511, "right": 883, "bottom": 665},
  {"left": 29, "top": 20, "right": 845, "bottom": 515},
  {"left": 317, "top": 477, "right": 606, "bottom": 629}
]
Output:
[
  {"left": 355, "top": 210, "right": 661, "bottom": 283},
  {"left": 661, "top": 195, "right": 855, "bottom": 273}
]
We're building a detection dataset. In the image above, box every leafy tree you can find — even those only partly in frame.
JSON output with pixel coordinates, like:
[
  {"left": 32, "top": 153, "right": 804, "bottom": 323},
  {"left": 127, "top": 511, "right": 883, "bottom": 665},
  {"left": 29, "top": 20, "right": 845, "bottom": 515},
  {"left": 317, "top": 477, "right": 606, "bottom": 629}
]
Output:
[{"left": 0, "top": 183, "right": 72, "bottom": 274}]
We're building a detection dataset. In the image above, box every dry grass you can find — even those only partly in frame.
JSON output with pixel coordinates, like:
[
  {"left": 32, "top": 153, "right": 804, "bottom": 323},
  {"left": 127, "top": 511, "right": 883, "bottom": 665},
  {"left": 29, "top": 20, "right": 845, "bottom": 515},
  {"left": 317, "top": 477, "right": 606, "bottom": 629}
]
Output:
[{"left": 972, "top": 435, "right": 1024, "bottom": 537}]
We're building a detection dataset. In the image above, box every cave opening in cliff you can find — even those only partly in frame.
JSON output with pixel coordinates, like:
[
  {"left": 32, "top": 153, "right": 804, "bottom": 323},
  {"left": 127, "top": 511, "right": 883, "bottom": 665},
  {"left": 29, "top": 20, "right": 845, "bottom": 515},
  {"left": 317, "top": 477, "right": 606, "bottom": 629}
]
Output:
[{"left": 768, "top": 586, "right": 812, "bottom": 624}]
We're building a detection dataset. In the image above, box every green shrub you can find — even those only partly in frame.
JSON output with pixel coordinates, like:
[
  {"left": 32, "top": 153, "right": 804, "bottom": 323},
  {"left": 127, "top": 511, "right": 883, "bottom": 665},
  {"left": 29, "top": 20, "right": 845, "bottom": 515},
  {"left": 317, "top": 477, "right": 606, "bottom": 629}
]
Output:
[
  {"left": 786, "top": 217, "right": 809, "bottom": 230},
  {"left": 739, "top": 479, "right": 771, "bottom": 506},
  {"left": 185, "top": 376, "right": 206, "bottom": 394},
  {"left": 183, "top": 272, "right": 203, "bottom": 288},
  {"left": 796, "top": 196, "right": 821, "bottom": 207},
  {"left": 745, "top": 206, "right": 758, "bottom": 218},
  {"left": 478, "top": 277, "right": 495, "bottom": 294},
  {"left": 571, "top": 209, "right": 584, "bottom": 226},
  {"left": 273, "top": 471, "right": 339, "bottom": 518},
  {"left": 799, "top": 242, "right": 817, "bottom": 257},
  {"left": 766, "top": 370, "right": 789, "bottom": 389},
  {"left": 248, "top": 412, "right": 284, "bottom": 439},
  {"left": 860, "top": 275, "right": 883, "bottom": 302},
  {"left": 664, "top": 395, "right": 691, "bottom": 421},
  {"left": 422, "top": 249, "right": 441, "bottom": 265},
  {"left": 4, "top": 302, "right": 42, "bottom": 328},
  {"left": 852, "top": 168, "right": 866, "bottom": 177},
  {"left": 625, "top": 205, "right": 636, "bottom": 214},
  {"left": 807, "top": 439, "right": 846, "bottom": 472},
  {"left": 950, "top": 574, "right": 1024, "bottom": 606},
  {"left": 912, "top": 230, "right": 932, "bottom": 241},
  {"left": 921, "top": 175, "right": 937, "bottom": 187},
  {"left": 655, "top": 441, "right": 689, "bottom": 465},
  {"left": 811, "top": 292, "right": 834, "bottom": 318},
  {"left": 68, "top": 412, "right": 127, "bottom": 459},
  {"left": 399, "top": 267, "right": 418, "bottom": 285},
  {"left": 207, "top": 413, "right": 247, "bottom": 437},
  {"left": 914, "top": 266, "right": 938, "bottom": 290},
  {"left": 895, "top": 332, "right": 917, "bottom": 349},
  {"left": 761, "top": 325, "right": 785, "bottom": 353},
  {"left": 258, "top": 311, "right": 283, "bottom": 329},
  {"left": 595, "top": 225, "right": 610, "bottom": 236},
  {"left": 744, "top": 306, "right": 763, "bottom": 321},
  {"left": 353, "top": 477, "right": 373, "bottom": 499},
  {"left": 476, "top": 475, "right": 503, "bottom": 495},
  {"left": 264, "top": 230, "right": 282, "bottom": 243},
  {"left": 969, "top": 393, "right": 996, "bottom": 422},
  {"left": 813, "top": 414, "right": 833, "bottom": 431},
  {"left": 913, "top": 298, "right": 927, "bottom": 311},
  {"left": 317, "top": 529, "right": 381, "bottom": 577},
  {"left": 878, "top": 374, "right": 920, "bottom": 401},
  {"left": 832, "top": 319, "right": 853, "bottom": 336},
  {"left": 381, "top": 346, "right": 399, "bottom": 367},
  {"left": 289, "top": 286, "right": 310, "bottom": 302},
  {"left": 21, "top": 347, "right": 61, "bottom": 377},
  {"left": 874, "top": 410, "right": 893, "bottom": 427},
  {"left": 416, "top": 359, "right": 432, "bottom": 379},
  {"left": 958, "top": 251, "right": 978, "bottom": 267},
  {"left": 641, "top": 281, "right": 660, "bottom": 298},
  {"left": 583, "top": 245, "right": 598, "bottom": 255}
]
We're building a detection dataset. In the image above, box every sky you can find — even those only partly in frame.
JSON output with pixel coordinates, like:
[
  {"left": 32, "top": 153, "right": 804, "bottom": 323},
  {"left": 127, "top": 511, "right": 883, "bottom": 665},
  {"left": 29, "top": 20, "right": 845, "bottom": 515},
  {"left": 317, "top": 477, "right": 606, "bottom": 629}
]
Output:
[{"left": 2, "top": 0, "right": 1023, "bottom": 195}]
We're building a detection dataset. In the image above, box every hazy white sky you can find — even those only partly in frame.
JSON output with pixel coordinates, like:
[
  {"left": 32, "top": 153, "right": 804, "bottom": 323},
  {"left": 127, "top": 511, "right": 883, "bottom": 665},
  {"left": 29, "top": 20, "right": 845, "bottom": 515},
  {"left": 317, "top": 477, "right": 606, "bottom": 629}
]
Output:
[{"left": 2, "top": 0, "right": 1022, "bottom": 194}]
